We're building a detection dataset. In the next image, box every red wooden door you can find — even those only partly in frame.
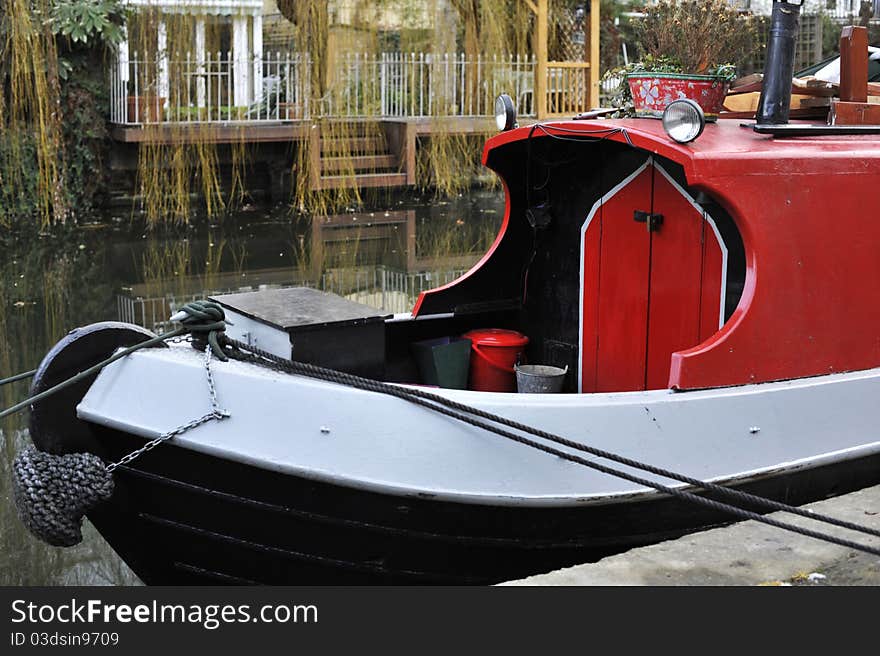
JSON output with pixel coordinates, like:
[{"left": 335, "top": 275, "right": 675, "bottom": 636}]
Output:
[{"left": 580, "top": 159, "right": 726, "bottom": 392}]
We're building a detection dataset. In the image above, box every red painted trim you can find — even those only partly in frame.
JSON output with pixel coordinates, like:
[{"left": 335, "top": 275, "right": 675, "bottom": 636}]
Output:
[
  {"left": 484, "top": 120, "right": 701, "bottom": 182},
  {"left": 411, "top": 176, "right": 513, "bottom": 317}
]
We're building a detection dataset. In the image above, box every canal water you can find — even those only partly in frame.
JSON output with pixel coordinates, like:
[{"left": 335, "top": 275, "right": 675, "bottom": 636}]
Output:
[{"left": 0, "top": 188, "right": 505, "bottom": 585}]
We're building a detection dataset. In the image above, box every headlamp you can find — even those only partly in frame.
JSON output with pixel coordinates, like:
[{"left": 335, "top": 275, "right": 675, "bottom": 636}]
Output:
[
  {"left": 662, "top": 99, "right": 706, "bottom": 144},
  {"left": 494, "top": 94, "right": 517, "bottom": 132}
]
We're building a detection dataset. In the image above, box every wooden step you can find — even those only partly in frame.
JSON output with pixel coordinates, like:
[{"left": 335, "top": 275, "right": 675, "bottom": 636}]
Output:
[
  {"left": 320, "top": 136, "right": 387, "bottom": 155},
  {"left": 317, "top": 172, "right": 408, "bottom": 190},
  {"left": 318, "top": 121, "right": 380, "bottom": 137},
  {"left": 321, "top": 154, "right": 398, "bottom": 173}
]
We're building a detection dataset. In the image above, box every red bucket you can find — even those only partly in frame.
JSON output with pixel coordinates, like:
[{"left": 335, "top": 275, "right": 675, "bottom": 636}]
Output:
[{"left": 462, "top": 328, "right": 529, "bottom": 392}]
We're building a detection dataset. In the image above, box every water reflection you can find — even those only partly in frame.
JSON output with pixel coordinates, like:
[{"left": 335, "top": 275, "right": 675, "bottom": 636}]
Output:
[
  {"left": 0, "top": 188, "right": 504, "bottom": 585},
  {"left": 0, "top": 231, "right": 141, "bottom": 584}
]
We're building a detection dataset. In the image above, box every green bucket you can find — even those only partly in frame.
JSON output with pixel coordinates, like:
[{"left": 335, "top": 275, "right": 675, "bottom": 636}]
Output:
[{"left": 411, "top": 336, "right": 472, "bottom": 389}]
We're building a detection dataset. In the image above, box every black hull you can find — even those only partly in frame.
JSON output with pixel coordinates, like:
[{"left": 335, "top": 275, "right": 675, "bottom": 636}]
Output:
[{"left": 87, "top": 423, "right": 880, "bottom": 585}]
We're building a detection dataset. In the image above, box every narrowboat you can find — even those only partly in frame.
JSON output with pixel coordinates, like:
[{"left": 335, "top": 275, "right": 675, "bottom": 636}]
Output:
[{"left": 20, "top": 2, "right": 880, "bottom": 584}]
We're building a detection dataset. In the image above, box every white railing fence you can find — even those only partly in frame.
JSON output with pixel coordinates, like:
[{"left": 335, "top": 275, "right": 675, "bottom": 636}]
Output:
[
  {"left": 809, "top": 2, "right": 880, "bottom": 21},
  {"left": 354, "top": 52, "right": 536, "bottom": 120},
  {"left": 110, "top": 51, "right": 310, "bottom": 124},
  {"left": 599, "top": 74, "right": 625, "bottom": 106},
  {"left": 110, "top": 51, "right": 536, "bottom": 124}
]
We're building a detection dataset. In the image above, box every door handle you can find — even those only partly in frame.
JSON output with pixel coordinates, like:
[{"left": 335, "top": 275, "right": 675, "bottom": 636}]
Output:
[{"left": 633, "top": 210, "right": 663, "bottom": 232}]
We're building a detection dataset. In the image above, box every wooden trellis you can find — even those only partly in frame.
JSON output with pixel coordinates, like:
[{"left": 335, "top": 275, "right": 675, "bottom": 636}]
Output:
[{"left": 526, "top": 0, "right": 600, "bottom": 118}]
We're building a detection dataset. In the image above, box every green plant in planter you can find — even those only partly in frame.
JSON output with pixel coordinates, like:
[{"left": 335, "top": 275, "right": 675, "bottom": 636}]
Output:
[
  {"left": 605, "top": 0, "right": 757, "bottom": 116},
  {"left": 638, "top": 0, "right": 757, "bottom": 74},
  {"left": 603, "top": 54, "right": 683, "bottom": 114}
]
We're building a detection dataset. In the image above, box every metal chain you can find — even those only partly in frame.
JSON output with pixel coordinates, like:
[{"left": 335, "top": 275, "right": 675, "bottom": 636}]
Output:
[
  {"left": 105, "top": 344, "right": 229, "bottom": 473},
  {"left": 165, "top": 334, "right": 194, "bottom": 345}
]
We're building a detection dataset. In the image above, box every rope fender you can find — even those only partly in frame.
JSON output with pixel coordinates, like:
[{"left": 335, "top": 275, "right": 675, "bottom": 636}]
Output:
[
  {"left": 9, "top": 300, "right": 229, "bottom": 547},
  {"left": 12, "top": 447, "right": 113, "bottom": 547}
]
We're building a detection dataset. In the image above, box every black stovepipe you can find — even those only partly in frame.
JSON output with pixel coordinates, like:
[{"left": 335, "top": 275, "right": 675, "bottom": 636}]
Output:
[{"left": 755, "top": 0, "right": 802, "bottom": 125}]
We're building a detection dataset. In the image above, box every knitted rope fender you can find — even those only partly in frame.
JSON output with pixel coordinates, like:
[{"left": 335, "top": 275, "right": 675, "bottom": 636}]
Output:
[
  {"left": 12, "top": 446, "right": 114, "bottom": 547},
  {"left": 6, "top": 302, "right": 231, "bottom": 548}
]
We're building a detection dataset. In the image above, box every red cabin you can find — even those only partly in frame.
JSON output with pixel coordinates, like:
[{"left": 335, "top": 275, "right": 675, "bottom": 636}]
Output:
[{"left": 413, "top": 118, "right": 880, "bottom": 392}]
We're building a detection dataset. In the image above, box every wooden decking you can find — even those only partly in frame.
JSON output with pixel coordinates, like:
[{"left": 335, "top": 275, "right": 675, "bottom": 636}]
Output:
[
  {"left": 110, "top": 121, "right": 309, "bottom": 144},
  {"left": 109, "top": 116, "right": 501, "bottom": 144},
  {"left": 110, "top": 116, "right": 520, "bottom": 191}
]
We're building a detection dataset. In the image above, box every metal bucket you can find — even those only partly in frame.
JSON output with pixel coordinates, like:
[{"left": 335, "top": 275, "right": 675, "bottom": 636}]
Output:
[{"left": 514, "top": 364, "right": 568, "bottom": 394}]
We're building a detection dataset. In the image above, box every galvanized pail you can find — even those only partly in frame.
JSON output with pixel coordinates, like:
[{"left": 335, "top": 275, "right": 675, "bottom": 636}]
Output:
[{"left": 514, "top": 364, "right": 568, "bottom": 394}]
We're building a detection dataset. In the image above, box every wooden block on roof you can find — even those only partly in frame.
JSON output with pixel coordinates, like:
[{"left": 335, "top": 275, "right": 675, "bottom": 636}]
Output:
[
  {"left": 728, "top": 73, "right": 763, "bottom": 94},
  {"left": 799, "top": 97, "right": 832, "bottom": 108},
  {"left": 840, "top": 25, "right": 868, "bottom": 103},
  {"left": 792, "top": 77, "right": 837, "bottom": 96},
  {"left": 722, "top": 92, "right": 810, "bottom": 113},
  {"left": 828, "top": 99, "right": 880, "bottom": 125}
]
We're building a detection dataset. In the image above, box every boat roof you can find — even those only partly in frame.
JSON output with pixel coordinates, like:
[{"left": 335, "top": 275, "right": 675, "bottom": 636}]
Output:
[{"left": 485, "top": 118, "right": 880, "bottom": 183}]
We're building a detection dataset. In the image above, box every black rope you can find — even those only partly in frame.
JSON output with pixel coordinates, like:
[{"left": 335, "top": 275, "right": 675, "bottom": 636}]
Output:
[
  {"left": 8, "top": 301, "right": 231, "bottom": 549},
  {"left": 174, "top": 300, "right": 229, "bottom": 361},
  {"left": 225, "top": 338, "right": 880, "bottom": 556},
  {"left": 531, "top": 122, "right": 634, "bottom": 147}
]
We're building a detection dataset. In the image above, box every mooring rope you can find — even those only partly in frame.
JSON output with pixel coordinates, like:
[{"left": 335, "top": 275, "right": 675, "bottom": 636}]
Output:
[
  {"left": 0, "top": 369, "right": 37, "bottom": 387},
  {"left": 0, "top": 300, "right": 228, "bottom": 422},
  {"left": 0, "top": 330, "right": 178, "bottom": 422},
  {"left": 225, "top": 338, "right": 880, "bottom": 556}
]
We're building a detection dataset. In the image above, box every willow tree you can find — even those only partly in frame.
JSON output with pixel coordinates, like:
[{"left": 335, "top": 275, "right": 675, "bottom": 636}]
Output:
[
  {"left": 0, "top": 0, "right": 588, "bottom": 225},
  {"left": 285, "top": 0, "right": 391, "bottom": 215},
  {"left": 419, "top": 0, "right": 533, "bottom": 196},
  {"left": 277, "top": 0, "right": 330, "bottom": 99},
  {"left": 124, "top": 5, "right": 252, "bottom": 225},
  {"left": 0, "top": 0, "right": 64, "bottom": 226},
  {"left": 0, "top": 0, "right": 129, "bottom": 226}
]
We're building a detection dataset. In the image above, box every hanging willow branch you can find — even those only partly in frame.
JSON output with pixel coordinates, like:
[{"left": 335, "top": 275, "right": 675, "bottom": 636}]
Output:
[{"left": 0, "top": 0, "right": 66, "bottom": 226}]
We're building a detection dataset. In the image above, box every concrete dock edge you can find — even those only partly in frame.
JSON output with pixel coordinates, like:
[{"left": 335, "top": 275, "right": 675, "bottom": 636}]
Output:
[{"left": 500, "top": 484, "right": 880, "bottom": 586}]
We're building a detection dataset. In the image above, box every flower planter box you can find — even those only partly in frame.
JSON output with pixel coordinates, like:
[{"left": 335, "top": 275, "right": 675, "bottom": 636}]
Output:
[
  {"left": 278, "top": 102, "right": 304, "bottom": 120},
  {"left": 126, "top": 95, "right": 166, "bottom": 123},
  {"left": 626, "top": 73, "right": 730, "bottom": 119}
]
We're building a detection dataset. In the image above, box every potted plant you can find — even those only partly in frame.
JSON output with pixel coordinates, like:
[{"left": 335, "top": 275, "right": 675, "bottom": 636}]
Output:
[
  {"left": 127, "top": 90, "right": 166, "bottom": 123},
  {"left": 613, "top": 0, "right": 757, "bottom": 118}
]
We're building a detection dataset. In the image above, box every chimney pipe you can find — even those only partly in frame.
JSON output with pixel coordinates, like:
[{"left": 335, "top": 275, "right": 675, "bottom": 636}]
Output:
[{"left": 755, "top": 0, "right": 802, "bottom": 125}]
